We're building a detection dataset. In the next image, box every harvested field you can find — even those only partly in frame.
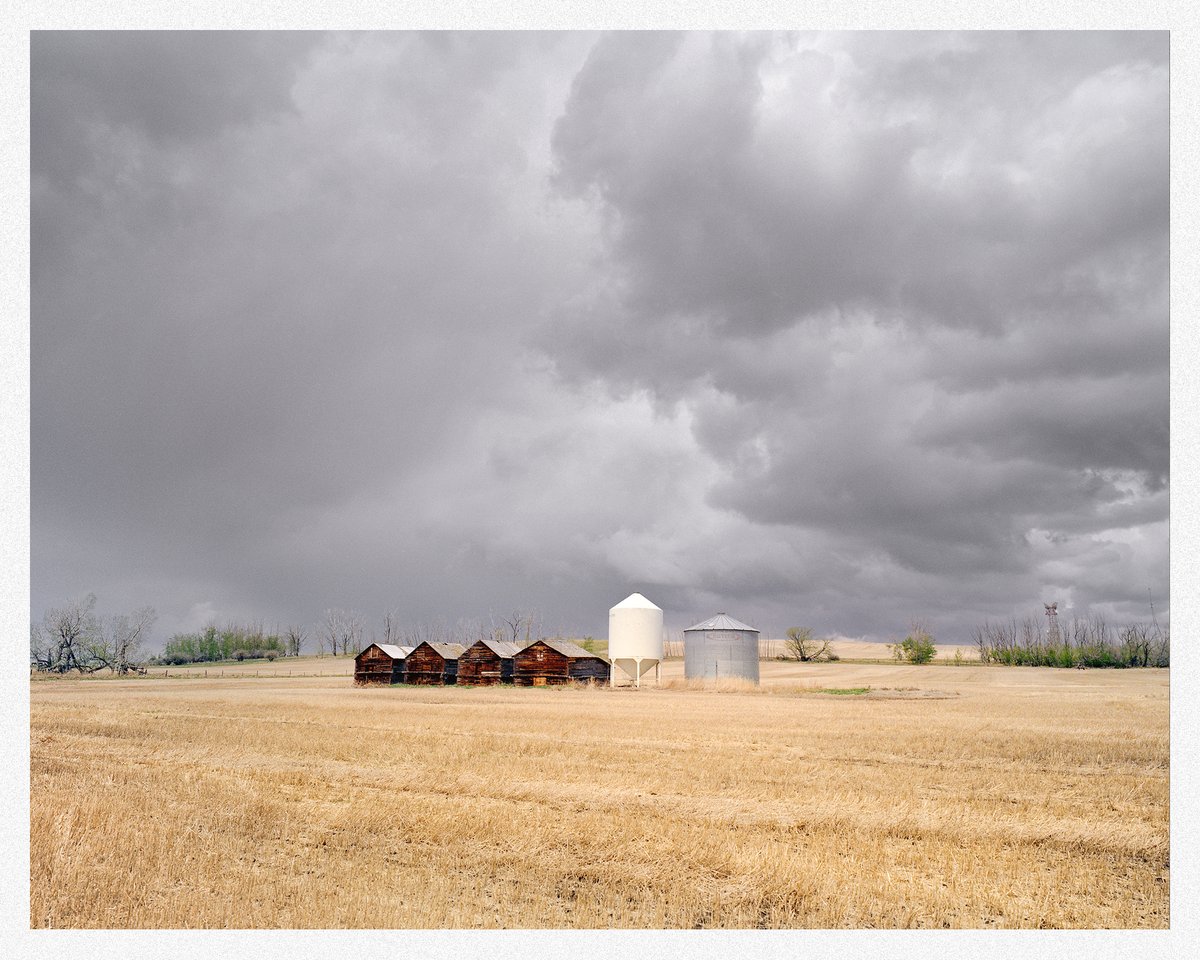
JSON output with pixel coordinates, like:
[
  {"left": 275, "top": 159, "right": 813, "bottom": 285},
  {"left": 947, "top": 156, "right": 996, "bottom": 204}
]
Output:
[{"left": 29, "top": 660, "right": 1168, "bottom": 929}]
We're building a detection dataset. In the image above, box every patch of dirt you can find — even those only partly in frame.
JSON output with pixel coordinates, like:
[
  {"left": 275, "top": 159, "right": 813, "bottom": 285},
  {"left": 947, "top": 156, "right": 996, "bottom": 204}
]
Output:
[{"left": 863, "top": 688, "right": 960, "bottom": 700}]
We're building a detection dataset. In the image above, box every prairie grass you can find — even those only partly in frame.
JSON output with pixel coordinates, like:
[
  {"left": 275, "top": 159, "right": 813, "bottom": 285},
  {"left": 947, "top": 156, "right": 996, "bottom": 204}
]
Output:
[{"left": 30, "top": 661, "right": 1168, "bottom": 929}]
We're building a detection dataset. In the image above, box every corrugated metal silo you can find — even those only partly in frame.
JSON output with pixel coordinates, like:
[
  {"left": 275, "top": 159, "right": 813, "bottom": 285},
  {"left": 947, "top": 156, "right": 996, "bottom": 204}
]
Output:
[
  {"left": 608, "top": 592, "right": 663, "bottom": 687},
  {"left": 683, "top": 613, "right": 760, "bottom": 683}
]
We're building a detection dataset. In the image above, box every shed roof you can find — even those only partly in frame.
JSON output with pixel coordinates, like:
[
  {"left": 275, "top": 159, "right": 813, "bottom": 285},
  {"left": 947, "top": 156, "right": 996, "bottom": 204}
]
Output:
[
  {"left": 529, "top": 638, "right": 603, "bottom": 659},
  {"left": 363, "top": 643, "right": 414, "bottom": 659},
  {"left": 417, "top": 641, "right": 466, "bottom": 659},
  {"left": 684, "top": 613, "right": 760, "bottom": 633},
  {"left": 472, "top": 638, "right": 521, "bottom": 659}
]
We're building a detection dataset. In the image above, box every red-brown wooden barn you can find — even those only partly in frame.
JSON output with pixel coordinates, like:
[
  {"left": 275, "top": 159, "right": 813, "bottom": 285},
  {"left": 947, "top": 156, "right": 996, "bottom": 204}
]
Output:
[
  {"left": 512, "top": 639, "right": 610, "bottom": 686},
  {"left": 354, "top": 643, "right": 414, "bottom": 685},
  {"left": 403, "top": 641, "right": 466, "bottom": 685},
  {"left": 457, "top": 639, "right": 521, "bottom": 685}
]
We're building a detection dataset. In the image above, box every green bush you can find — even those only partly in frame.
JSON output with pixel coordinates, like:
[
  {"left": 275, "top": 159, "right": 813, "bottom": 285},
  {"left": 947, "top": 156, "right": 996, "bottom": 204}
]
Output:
[{"left": 898, "top": 630, "right": 936, "bottom": 664}]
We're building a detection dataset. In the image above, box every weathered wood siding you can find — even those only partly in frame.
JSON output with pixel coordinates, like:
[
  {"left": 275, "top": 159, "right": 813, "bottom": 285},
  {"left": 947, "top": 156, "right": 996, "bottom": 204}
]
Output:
[
  {"left": 513, "top": 641, "right": 569, "bottom": 685},
  {"left": 568, "top": 656, "right": 610, "bottom": 684},
  {"left": 458, "top": 642, "right": 513, "bottom": 685},
  {"left": 405, "top": 643, "right": 455, "bottom": 685},
  {"left": 354, "top": 644, "right": 402, "bottom": 685},
  {"left": 513, "top": 641, "right": 606, "bottom": 685}
]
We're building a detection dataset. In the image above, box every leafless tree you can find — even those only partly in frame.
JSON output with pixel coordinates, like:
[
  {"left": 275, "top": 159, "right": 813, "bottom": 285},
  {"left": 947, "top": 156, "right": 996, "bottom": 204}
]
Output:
[
  {"left": 32, "top": 594, "right": 101, "bottom": 673},
  {"left": 381, "top": 609, "right": 401, "bottom": 646},
  {"left": 1152, "top": 627, "right": 1170, "bottom": 667},
  {"left": 284, "top": 625, "right": 307, "bottom": 657},
  {"left": 494, "top": 609, "right": 539, "bottom": 646},
  {"left": 320, "top": 608, "right": 364, "bottom": 656},
  {"left": 1019, "top": 615, "right": 1041, "bottom": 650},
  {"left": 970, "top": 623, "right": 990, "bottom": 663},
  {"left": 102, "top": 607, "right": 156, "bottom": 675},
  {"left": 1120, "top": 623, "right": 1153, "bottom": 667},
  {"left": 403, "top": 619, "right": 445, "bottom": 647},
  {"left": 783, "top": 626, "right": 834, "bottom": 662},
  {"left": 454, "top": 617, "right": 485, "bottom": 646},
  {"left": 30, "top": 623, "right": 48, "bottom": 672}
]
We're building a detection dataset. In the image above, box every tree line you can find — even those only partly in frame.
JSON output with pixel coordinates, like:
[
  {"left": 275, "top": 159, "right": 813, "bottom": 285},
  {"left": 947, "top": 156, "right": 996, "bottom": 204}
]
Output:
[
  {"left": 32, "top": 594, "right": 550, "bottom": 672},
  {"left": 153, "top": 623, "right": 299, "bottom": 664},
  {"left": 38, "top": 592, "right": 1167, "bottom": 674},
  {"left": 316, "top": 607, "right": 546, "bottom": 656},
  {"left": 970, "top": 613, "right": 1169, "bottom": 668},
  {"left": 159, "top": 607, "right": 548, "bottom": 663}
]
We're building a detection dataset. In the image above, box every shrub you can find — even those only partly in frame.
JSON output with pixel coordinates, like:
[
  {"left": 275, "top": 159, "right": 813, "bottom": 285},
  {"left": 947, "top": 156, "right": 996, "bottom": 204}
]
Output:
[{"left": 898, "top": 628, "right": 936, "bottom": 664}]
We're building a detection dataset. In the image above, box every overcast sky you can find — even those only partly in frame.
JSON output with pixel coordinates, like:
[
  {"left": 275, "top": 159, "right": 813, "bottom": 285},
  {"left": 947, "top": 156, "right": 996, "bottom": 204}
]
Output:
[{"left": 29, "top": 30, "right": 1169, "bottom": 645}]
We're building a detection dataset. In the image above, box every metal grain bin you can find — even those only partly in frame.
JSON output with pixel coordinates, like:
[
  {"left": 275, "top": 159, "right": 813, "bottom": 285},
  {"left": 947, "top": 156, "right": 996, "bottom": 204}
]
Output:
[{"left": 683, "top": 613, "right": 760, "bottom": 683}]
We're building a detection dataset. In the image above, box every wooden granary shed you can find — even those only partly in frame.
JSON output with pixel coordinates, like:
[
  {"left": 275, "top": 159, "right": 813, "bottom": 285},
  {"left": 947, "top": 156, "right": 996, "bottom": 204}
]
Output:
[
  {"left": 512, "top": 639, "right": 610, "bottom": 686},
  {"left": 403, "top": 641, "right": 466, "bottom": 685},
  {"left": 457, "top": 639, "right": 521, "bottom": 685},
  {"left": 354, "top": 643, "right": 414, "bottom": 685}
]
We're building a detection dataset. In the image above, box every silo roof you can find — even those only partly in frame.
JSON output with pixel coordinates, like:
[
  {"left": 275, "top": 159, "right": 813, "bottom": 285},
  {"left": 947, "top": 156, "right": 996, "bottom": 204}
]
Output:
[
  {"left": 611, "top": 592, "right": 662, "bottom": 611},
  {"left": 684, "top": 613, "right": 760, "bottom": 633}
]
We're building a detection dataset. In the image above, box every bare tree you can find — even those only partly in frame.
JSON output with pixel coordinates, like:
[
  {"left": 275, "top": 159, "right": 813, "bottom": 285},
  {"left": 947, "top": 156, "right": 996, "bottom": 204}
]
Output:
[
  {"left": 783, "top": 627, "right": 835, "bottom": 662},
  {"left": 454, "top": 617, "right": 484, "bottom": 646},
  {"left": 970, "top": 623, "right": 990, "bottom": 663},
  {"left": 496, "top": 609, "right": 539, "bottom": 646},
  {"left": 33, "top": 594, "right": 101, "bottom": 673},
  {"left": 381, "top": 609, "right": 400, "bottom": 646},
  {"left": 313, "top": 626, "right": 329, "bottom": 656},
  {"left": 30, "top": 596, "right": 153, "bottom": 674},
  {"left": 1120, "top": 624, "right": 1153, "bottom": 667},
  {"left": 284, "top": 625, "right": 307, "bottom": 658},
  {"left": 1152, "top": 627, "right": 1170, "bottom": 667},
  {"left": 103, "top": 607, "right": 156, "bottom": 675},
  {"left": 1019, "top": 615, "right": 1041, "bottom": 650},
  {"left": 30, "top": 622, "right": 53, "bottom": 673},
  {"left": 320, "top": 608, "right": 364, "bottom": 656}
]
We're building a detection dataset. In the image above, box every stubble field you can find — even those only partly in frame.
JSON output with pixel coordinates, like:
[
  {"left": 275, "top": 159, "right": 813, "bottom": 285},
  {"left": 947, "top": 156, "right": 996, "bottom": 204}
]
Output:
[{"left": 30, "top": 658, "right": 1169, "bottom": 929}]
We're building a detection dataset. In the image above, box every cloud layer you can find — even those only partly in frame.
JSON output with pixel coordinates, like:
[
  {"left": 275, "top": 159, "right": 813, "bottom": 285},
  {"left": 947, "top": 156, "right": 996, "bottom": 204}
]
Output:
[{"left": 31, "top": 31, "right": 1169, "bottom": 644}]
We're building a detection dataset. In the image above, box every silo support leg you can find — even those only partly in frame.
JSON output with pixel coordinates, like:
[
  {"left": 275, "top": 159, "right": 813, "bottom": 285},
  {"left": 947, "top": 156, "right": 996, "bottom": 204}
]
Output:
[{"left": 635, "top": 659, "right": 641, "bottom": 688}]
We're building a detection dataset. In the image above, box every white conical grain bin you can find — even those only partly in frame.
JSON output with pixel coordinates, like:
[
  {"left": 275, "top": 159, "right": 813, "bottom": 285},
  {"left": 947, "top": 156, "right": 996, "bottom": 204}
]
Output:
[{"left": 608, "top": 592, "right": 664, "bottom": 687}]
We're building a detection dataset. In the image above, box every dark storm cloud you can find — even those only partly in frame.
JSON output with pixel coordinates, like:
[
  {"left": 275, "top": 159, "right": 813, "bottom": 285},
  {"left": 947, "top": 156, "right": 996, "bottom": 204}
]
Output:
[
  {"left": 33, "top": 31, "right": 603, "bottom": 633},
  {"left": 548, "top": 32, "right": 1166, "bottom": 340},
  {"left": 541, "top": 31, "right": 1168, "bottom": 634},
  {"left": 31, "top": 31, "right": 1168, "bottom": 645}
]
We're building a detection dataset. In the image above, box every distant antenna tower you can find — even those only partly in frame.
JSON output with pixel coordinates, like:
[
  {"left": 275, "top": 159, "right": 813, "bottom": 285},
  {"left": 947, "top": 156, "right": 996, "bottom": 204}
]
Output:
[
  {"left": 1148, "top": 588, "right": 1165, "bottom": 644},
  {"left": 1044, "top": 602, "right": 1060, "bottom": 644}
]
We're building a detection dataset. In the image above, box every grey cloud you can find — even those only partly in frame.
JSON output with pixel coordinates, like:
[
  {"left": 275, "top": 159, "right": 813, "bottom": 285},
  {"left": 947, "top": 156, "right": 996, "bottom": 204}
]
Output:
[
  {"left": 914, "top": 373, "right": 1169, "bottom": 482},
  {"left": 548, "top": 31, "right": 1167, "bottom": 341},
  {"left": 32, "top": 31, "right": 316, "bottom": 140},
  {"left": 540, "top": 31, "right": 1168, "bottom": 635},
  {"left": 31, "top": 32, "right": 1169, "bottom": 647},
  {"left": 34, "top": 33, "right": 598, "bottom": 622}
]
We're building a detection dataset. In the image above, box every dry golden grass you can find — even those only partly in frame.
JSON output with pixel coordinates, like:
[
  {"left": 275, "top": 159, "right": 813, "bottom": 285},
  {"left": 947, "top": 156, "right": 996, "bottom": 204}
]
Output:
[{"left": 30, "top": 660, "right": 1168, "bottom": 929}]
